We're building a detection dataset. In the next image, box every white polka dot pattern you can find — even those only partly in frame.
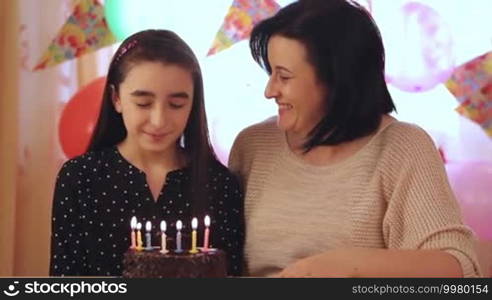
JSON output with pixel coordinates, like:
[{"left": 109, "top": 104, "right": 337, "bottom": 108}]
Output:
[{"left": 50, "top": 146, "right": 244, "bottom": 276}]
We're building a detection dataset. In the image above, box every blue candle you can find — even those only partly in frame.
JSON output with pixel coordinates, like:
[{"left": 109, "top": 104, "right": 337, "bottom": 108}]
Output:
[
  {"left": 145, "top": 221, "right": 152, "bottom": 251},
  {"left": 175, "top": 220, "right": 183, "bottom": 253}
]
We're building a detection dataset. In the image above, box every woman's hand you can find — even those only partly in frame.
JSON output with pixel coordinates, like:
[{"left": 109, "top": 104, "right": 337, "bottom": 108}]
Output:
[
  {"left": 275, "top": 248, "right": 464, "bottom": 278},
  {"left": 277, "top": 249, "right": 358, "bottom": 278}
]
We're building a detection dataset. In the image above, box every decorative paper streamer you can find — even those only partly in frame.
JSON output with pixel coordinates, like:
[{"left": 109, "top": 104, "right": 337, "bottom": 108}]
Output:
[
  {"left": 446, "top": 51, "right": 492, "bottom": 137},
  {"left": 33, "top": 0, "right": 116, "bottom": 71},
  {"left": 207, "top": 0, "right": 280, "bottom": 56}
]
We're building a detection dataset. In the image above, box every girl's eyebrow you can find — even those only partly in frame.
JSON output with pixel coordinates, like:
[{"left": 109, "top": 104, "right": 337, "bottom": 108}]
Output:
[
  {"left": 130, "top": 90, "right": 190, "bottom": 99},
  {"left": 169, "top": 92, "right": 190, "bottom": 99},
  {"left": 130, "top": 89, "right": 155, "bottom": 97}
]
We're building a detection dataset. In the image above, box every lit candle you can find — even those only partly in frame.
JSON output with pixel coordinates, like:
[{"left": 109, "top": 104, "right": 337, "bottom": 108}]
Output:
[
  {"left": 145, "top": 221, "right": 152, "bottom": 251},
  {"left": 189, "top": 218, "right": 198, "bottom": 254},
  {"left": 136, "top": 222, "right": 143, "bottom": 251},
  {"left": 203, "top": 215, "right": 211, "bottom": 251},
  {"left": 160, "top": 220, "right": 168, "bottom": 254},
  {"left": 175, "top": 220, "right": 183, "bottom": 253},
  {"left": 130, "top": 216, "right": 137, "bottom": 249}
]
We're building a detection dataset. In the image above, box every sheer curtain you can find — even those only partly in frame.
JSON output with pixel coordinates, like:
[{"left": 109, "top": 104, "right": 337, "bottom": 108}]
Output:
[
  {"left": 0, "top": 0, "right": 20, "bottom": 277},
  {"left": 0, "top": 0, "right": 114, "bottom": 276}
]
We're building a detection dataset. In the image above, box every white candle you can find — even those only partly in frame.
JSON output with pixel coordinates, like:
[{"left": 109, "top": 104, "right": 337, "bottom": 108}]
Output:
[
  {"left": 203, "top": 215, "right": 210, "bottom": 251},
  {"left": 175, "top": 220, "right": 183, "bottom": 253},
  {"left": 130, "top": 216, "right": 137, "bottom": 249},
  {"left": 136, "top": 222, "right": 143, "bottom": 251},
  {"left": 145, "top": 221, "right": 152, "bottom": 250},
  {"left": 160, "top": 220, "right": 168, "bottom": 254},
  {"left": 190, "top": 217, "right": 198, "bottom": 254}
]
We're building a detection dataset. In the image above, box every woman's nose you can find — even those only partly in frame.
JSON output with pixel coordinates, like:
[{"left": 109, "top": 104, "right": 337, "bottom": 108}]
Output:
[{"left": 264, "top": 76, "right": 279, "bottom": 100}]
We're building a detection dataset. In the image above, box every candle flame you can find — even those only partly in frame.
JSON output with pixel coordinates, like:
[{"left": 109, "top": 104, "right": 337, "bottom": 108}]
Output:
[
  {"left": 176, "top": 220, "right": 182, "bottom": 231},
  {"left": 130, "top": 216, "right": 137, "bottom": 229},
  {"left": 136, "top": 222, "right": 142, "bottom": 230},
  {"left": 204, "top": 215, "right": 210, "bottom": 227},
  {"left": 145, "top": 221, "right": 151, "bottom": 232},
  {"left": 192, "top": 217, "right": 198, "bottom": 229},
  {"left": 160, "top": 220, "right": 166, "bottom": 232}
]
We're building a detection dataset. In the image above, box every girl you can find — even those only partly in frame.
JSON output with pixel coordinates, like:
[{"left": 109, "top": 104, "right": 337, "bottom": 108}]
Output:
[{"left": 50, "top": 30, "right": 244, "bottom": 277}]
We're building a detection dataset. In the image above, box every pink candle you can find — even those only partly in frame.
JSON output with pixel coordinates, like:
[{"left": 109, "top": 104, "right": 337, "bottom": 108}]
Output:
[
  {"left": 136, "top": 222, "right": 143, "bottom": 251},
  {"left": 203, "top": 215, "right": 210, "bottom": 251},
  {"left": 160, "top": 220, "right": 168, "bottom": 254},
  {"left": 130, "top": 216, "right": 137, "bottom": 249}
]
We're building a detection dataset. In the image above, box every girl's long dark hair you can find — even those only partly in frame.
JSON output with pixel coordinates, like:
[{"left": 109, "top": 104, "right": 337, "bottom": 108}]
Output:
[{"left": 87, "top": 29, "right": 217, "bottom": 217}]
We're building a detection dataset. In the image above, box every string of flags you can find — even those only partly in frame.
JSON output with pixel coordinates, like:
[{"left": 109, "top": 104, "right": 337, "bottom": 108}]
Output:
[
  {"left": 32, "top": 0, "right": 279, "bottom": 71},
  {"left": 445, "top": 51, "right": 492, "bottom": 137},
  {"left": 28, "top": 0, "right": 492, "bottom": 137},
  {"left": 33, "top": 0, "right": 116, "bottom": 71},
  {"left": 207, "top": 0, "right": 280, "bottom": 56}
]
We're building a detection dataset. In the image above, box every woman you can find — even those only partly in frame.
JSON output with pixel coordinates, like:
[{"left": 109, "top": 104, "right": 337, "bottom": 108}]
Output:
[
  {"left": 229, "top": 0, "right": 480, "bottom": 277},
  {"left": 50, "top": 30, "right": 244, "bottom": 277}
]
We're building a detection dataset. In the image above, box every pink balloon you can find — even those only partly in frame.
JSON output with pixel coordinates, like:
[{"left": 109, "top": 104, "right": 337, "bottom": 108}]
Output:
[
  {"left": 384, "top": 2, "right": 454, "bottom": 92},
  {"left": 446, "top": 161, "right": 492, "bottom": 240}
]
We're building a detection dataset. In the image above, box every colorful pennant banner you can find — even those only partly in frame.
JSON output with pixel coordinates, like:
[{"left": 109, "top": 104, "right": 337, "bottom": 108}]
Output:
[
  {"left": 207, "top": 0, "right": 280, "bottom": 56},
  {"left": 446, "top": 51, "right": 492, "bottom": 137},
  {"left": 33, "top": 0, "right": 117, "bottom": 71}
]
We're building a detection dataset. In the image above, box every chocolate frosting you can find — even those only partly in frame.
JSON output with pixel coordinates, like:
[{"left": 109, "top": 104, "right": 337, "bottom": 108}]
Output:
[{"left": 122, "top": 248, "right": 227, "bottom": 278}]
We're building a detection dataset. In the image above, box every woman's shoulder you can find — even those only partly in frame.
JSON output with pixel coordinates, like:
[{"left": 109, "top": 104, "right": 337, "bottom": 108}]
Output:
[
  {"left": 379, "top": 120, "right": 435, "bottom": 147},
  {"left": 375, "top": 119, "right": 439, "bottom": 161},
  {"left": 235, "top": 116, "right": 280, "bottom": 143},
  {"left": 231, "top": 116, "right": 282, "bottom": 155}
]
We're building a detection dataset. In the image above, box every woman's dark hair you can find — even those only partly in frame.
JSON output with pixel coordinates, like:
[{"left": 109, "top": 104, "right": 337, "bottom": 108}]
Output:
[
  {"left": 250, "top": 0, "right": 396, "bottom": 151},
  {"left": 87, "top": 29, "right": 217, "bottom": 216}
]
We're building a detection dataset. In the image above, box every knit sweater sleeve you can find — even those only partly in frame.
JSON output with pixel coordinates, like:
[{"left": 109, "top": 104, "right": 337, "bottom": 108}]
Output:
[
  {"left": 228, "top": 119, "right": 272, "bottom": 188},
  {"left": 228, "top": 127, "right": 250, "bottom": 188},
  {"left": 380, "top": 124, "right": 482, "bottom": 277}
]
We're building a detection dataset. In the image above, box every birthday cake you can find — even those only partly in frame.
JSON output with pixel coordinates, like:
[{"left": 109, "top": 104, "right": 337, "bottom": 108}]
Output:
[
  {"left": 122, "top": 248, "right": 227, "bottom": 278},
  {"left": 124, "top": 217, "right": 226, "bottom": 278}
]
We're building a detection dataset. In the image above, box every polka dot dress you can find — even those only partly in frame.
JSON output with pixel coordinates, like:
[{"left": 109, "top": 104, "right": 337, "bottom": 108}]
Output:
[{"left": 50, "top": 146, "right": 244, "bottom": 277}]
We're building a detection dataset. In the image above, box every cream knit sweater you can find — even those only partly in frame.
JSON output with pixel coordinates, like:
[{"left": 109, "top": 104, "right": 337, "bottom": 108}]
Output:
[{"left": 228, "top": 117, "right": 481, "bottom": 277}]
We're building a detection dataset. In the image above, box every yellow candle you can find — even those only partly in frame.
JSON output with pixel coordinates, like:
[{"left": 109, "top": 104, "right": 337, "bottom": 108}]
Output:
[
  {"left": 136, "top": 222, "right": 143, "bottom": 251},
  {"left": 189, "top": 217, "right": 198, "bottom": 254}
]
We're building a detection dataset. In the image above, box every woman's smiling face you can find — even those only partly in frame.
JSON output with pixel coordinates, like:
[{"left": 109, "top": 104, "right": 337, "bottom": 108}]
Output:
[{"left": 264, "top": 35, "right": 328, "bottom": 137}]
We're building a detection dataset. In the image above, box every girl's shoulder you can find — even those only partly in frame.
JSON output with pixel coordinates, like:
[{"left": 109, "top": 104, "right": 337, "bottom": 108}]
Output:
[
  {"left": 58, "top": 147, "right": 117, "bottom": 176},
  {"left": 207, "top": 159, "right": 241, "bottom": 185},
  {"left": 208, "top": 159, "right": 234, "bottom": 176}
]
